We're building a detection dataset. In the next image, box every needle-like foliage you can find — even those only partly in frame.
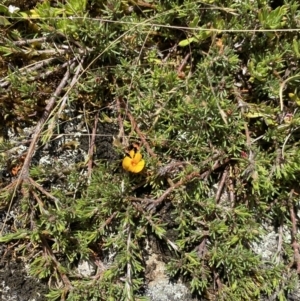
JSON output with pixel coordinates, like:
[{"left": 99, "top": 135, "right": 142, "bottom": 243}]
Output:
[{"left": 1, "top": 0, "right": 300, "bottom": 301}]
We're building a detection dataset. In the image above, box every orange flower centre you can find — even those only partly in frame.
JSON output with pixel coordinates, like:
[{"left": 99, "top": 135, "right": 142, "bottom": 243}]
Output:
[{"left": 131, "top": 159, "right": 138, "bottom": 166}]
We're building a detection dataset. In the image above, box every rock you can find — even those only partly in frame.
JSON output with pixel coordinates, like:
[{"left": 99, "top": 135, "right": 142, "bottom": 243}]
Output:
[{"left": 77, "top": 259, "right": 97, "bottom": 277}]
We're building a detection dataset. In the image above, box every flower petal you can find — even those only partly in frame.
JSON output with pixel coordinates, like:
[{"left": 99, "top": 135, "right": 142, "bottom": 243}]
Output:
[
  {"left": 129, "top": 149, "right": 135, "bottom": 159},
  {"left": 130, "top": 159, "right": 145, "bottom": 173},
  {"left": 133, "top": 151, "right": 142, "bottom": 163},
  {"left": 122, "top": 156, "right": 132, "bottom": 171}
]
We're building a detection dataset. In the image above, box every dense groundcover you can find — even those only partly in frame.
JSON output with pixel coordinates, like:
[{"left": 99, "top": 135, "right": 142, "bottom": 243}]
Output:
[{"left": 1, "top": 0, "right": 300, "bottom": 300}]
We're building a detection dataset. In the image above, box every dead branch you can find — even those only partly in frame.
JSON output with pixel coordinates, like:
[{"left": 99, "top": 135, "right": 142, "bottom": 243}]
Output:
[
  {"left": 146, "top": 156, "right": 230, "bottom": 210},
  {"left": 125, "top": 226, "right": 133, "bottom": 298},
  {"left": 132, "top": 202, "right": 179, "bottom": 252},
  {"left": 162, "top": 44, "right": 177, "bottom": 63},
  {"left": 39, "top": 234, "right": 73, "bottom": 291},
  {"left": 215, "top": 169, "right": 227, "bottom": 203},
  {"left": 146, "top": 171, "right": 201, "bottom": 210},
  {"left": 0, "top": 60, "right": 77, "bottom": 235},
  {"left": 28, "top": 58, "right": 77, "bottom": 82},
  {"left": 45, "top": 56, "right": 84, "bottom": 140},
  {"left": 228, "top": 174, "right": 235, "bottom": 208},
  {"left": 177, "top": 53, "right": 191, "bottom": 76},
  {"left": 31, "top": 189, "right": 46, "bottom": 214},
  {"left": 20, "top": 61, "right": 76, "bottom": 180},
  {"left": 87, "top": 111, "right": 100, "bottom": 179},
  {"left": 196, "top": 236, "right": 208, "bottom": 259},
  {"left": 28, "top": 177, "right": 60, "bottom": 204},
  {"left": 12, "top": 36, "right": 51, "bottom": 46},
  {"left": 97, "top": 212, "right": 117, "bottom": 233},
  {"left": 127, "top": 109, "right": 156, "bottom": 157},
  {"left": 277, "top": 223, "right": 283, "bottom": 264},
  {"left": 0, "top": 57, "right": 63, "bottom": 88},
  {"left": 119, "top": 97, "right": 156, "bottom": 158},
  {"left": 116, "top": 96, "right": 125, "bottom": 145}
]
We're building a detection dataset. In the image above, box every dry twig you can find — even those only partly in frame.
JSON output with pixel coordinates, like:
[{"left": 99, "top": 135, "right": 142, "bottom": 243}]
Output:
[
  {"left": 0, "top": 61, "right": 76, "bottom": 235},
  {"left": 87, "top": 111, "right": 100, "bottom": 179},
  {"left": 39, "top": 234, "right": 73, "bottom": 295},
  {"left": 20, "top": 61, "right": 76, "bottom": 179},
  {"left": 119, "top": 97, "right": 156, "bottom": 158},
  {"left": 215, "top": 169, "right": 227, "bottom": 203},
  {"left": 132, "top": 202, "right": 179, "bottom": 251}
]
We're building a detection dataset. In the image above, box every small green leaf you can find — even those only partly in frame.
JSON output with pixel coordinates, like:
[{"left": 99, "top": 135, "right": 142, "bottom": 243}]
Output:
[
  {"left": 0, "top": 4, "right": 8, "bottom": 14},
  {"left": 293, "top": 39, "right": 300, "bottom": 57},
  {"left": 189, "top": 16, "right": 200, "bottom": 28},
  {"left": 179, "top": 37, "right": 197, "bottom": 47},
  {"left": 65, "top": 0, "right": 87, "bottom": 15},
  {"left": 0, "top": 16, "right": 11, "bottom": 26},
  {"left": 289, "top": 93, "right": 300, "bottom": 106}
]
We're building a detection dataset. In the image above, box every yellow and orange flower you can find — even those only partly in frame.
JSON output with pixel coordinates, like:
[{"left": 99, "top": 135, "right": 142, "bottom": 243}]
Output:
[{"left": 122, "top": 149, "right": 145, "bottom": 173}]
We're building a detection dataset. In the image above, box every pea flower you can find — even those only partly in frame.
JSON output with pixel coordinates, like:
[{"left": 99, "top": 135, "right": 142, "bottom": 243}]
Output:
[
  {"left": 8, "top": 5, "right": 20, "bottom": 14},
  {"left": 122, "top": 150, "right": 145, "bottom": 173}
]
